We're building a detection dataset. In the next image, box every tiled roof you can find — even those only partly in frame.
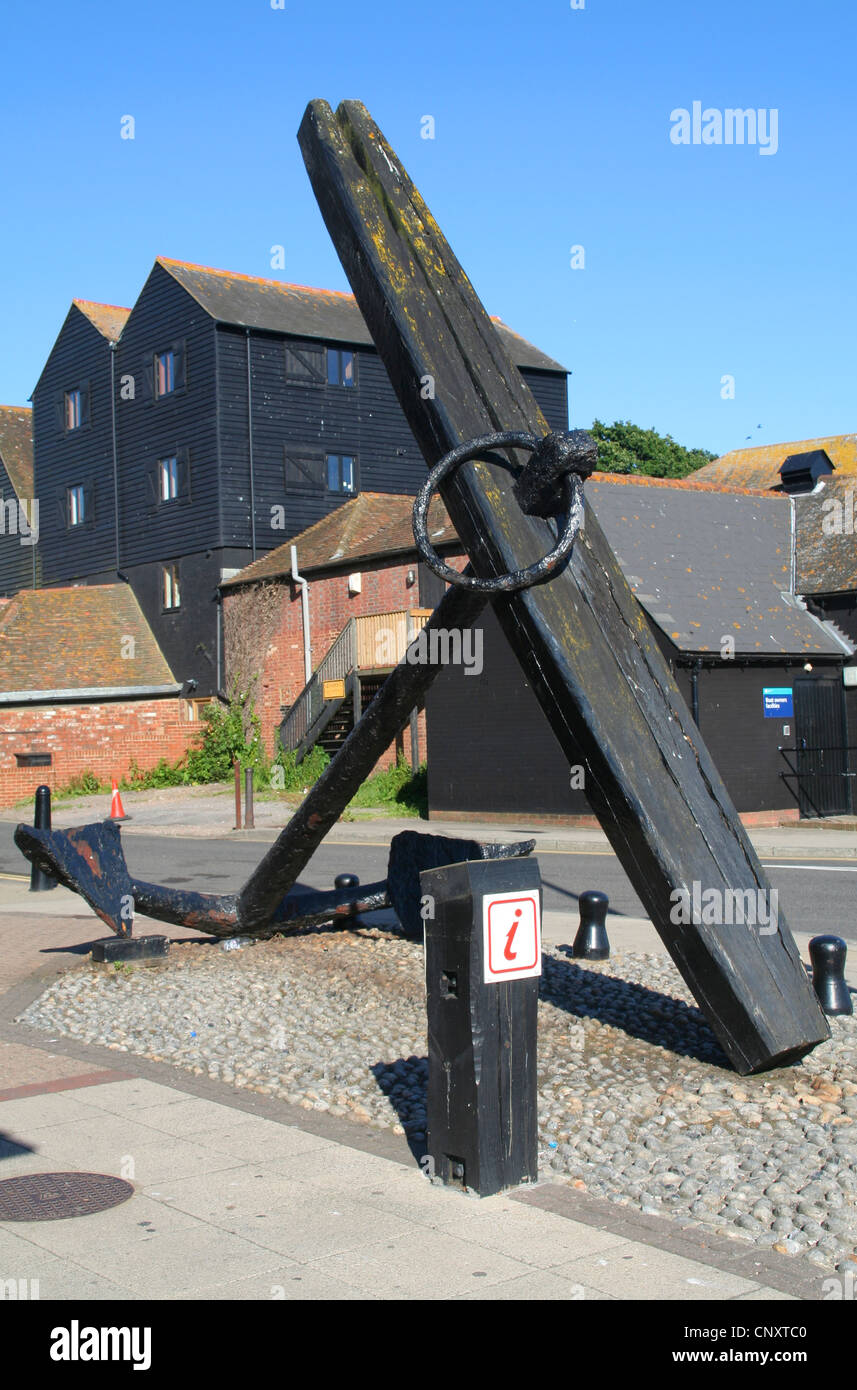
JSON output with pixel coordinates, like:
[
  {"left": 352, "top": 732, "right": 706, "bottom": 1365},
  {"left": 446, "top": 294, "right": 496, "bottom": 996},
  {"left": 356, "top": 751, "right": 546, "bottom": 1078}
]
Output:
[
  {"left": 73, "top": 299, "right": 131, "bottom": 341},
  {"left": 222, "top": 493, "right": 456, "bottom": 586},
  {"left": 795, "top": 477, "right": 857, "bottom": 595},
  {"left": 586, "top": 477, "right": 850, "bottom": 656},
  {"left": 592, "top": 470, "right": 778, "bottom": 499},
  {"left": 157, "top": 257, "right": 566, "bottom": 372},
  {"left": 0, "top": 586, "right": 177, "bottom": 694},
  {"left": 0, "top": 405, "right": 33, "bottom": 500},
  {"left": 224, "top": 479, "right": 851, "bottom": 657},
  {"left": 692, "top": 434, "right": 857, "bottom": 490}
]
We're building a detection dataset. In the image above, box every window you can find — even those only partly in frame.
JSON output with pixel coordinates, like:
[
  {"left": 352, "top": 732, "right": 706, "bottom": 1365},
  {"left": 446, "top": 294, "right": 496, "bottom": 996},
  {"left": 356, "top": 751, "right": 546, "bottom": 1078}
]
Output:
[
  {"left": 284, "top": 451, "right": 325, "bottom": 492},
  {"left": 327, "top": 349, "right": 355, "bottom": 387},
  {"left": 162, "top": 563, "right": 181, "bottom": 610},
  {"left": 147, "top": 343, "right": 185, "bottom": 401},
  {"left": 65, "top": 389, "right": 82, "bottom": 430},
  {"left": 155, "top": 350, "right": 175, "bottom": 397},
  {"left": 159, "top": 455, "right": 179, "bottom": 502},
  {"left": 147, "top": 451, "right": 189, "bottom": 510},
  {"left": 285, "top": 342, "right": 325, "bottom": 385},
  {"left": 56, "top": 384, "right": 89, "bottom": 434},
  {"left": 67, "top": 484, "right": 85, "bottom": 526},
  {"left": 326, "top": 454, "right": 356, "bottom": 494}
]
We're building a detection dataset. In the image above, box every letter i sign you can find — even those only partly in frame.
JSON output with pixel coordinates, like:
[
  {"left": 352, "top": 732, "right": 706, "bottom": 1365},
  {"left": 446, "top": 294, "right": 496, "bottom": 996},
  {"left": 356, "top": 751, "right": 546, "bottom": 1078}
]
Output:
[{"left": 482, "top": 890, "right": 541, "bottom": 982}]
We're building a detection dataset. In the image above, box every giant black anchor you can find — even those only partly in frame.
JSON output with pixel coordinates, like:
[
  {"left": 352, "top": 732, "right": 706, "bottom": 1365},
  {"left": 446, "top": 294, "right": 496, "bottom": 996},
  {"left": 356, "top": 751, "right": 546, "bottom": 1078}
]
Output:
[
  {"left": 291, "top": 98, "right": 828, "bottom": 1074},
  {"left": 14, "top": 429, "right": 588, "bottom": 941}
]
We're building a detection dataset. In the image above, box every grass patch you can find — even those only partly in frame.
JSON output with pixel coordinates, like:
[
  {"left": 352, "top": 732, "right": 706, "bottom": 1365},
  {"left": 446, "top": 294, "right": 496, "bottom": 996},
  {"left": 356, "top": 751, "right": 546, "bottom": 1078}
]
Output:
[{"left": 347, "top": 758, "right": 427, "bottom": 817}]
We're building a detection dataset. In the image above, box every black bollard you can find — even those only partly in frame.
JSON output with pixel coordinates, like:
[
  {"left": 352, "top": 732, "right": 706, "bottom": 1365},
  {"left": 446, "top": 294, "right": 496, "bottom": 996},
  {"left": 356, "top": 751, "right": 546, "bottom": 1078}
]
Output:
[
  {"left": 29, "top": 785, "right": 57, "bottom": 893},
  {"left": 572, "top": 889, "right": 610, "bottom": 959},
  {"left": 421, "top": 856, "right": 541, "bottom": 1197},
  {"left": 809, "top": 936, "right": 853, "bottom": 1017},
  {"left": 334, "top": 873, "right": 360, "bottom": 891}
]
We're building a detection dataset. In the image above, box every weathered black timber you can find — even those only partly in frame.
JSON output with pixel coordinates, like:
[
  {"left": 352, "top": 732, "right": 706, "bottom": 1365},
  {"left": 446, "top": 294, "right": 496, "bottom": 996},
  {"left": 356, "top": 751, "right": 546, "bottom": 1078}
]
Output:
[
  {"left": 91, "top": 935, "right": 169, "bottom": 964},
  {"left": 0, "top": 461, "right": 36, "bottom": 597},
  {"left": 15, "top": 582, "right": 490, "bottom": 937},
  {"left": 297, "top": 98, "right": 829, "bottom": 1073},
  {"left": 387, "top": 829, "right": 535, "bottom": 939},
  {"left": 422, "top": 857, "right": 541, "bottom": 1196},
  {"left": 236, "top": 578, "right": 489, "bottom": 930},
  {"left": 31, "top": 304, "right": 118, "bottom": 587}
]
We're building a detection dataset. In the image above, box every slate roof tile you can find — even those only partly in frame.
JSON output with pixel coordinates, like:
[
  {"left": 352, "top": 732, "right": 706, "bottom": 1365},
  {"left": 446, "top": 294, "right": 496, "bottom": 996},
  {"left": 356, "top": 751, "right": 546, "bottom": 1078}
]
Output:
[{"left": 157, "top": 257, "right": 566, "bottom": 372}]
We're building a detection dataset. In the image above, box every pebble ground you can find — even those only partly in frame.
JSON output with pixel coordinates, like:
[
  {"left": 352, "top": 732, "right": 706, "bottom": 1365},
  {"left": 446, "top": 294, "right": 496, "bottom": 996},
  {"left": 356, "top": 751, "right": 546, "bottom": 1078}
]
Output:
[{"left": 20, "top": 926, "right": 857, "bottom": 1275}]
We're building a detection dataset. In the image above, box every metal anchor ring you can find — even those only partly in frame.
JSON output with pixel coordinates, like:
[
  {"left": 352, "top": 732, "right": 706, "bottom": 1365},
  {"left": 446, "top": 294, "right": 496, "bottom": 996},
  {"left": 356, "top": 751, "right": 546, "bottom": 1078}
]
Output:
[{"left": 412, "top": 430, "right": 587, "bottom": 594}]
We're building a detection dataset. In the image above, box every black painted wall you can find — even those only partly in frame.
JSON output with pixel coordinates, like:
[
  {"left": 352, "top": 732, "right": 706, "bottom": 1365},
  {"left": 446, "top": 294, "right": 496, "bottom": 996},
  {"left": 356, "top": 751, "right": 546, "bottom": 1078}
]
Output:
[
  {"left": 31, "top": 305, "right": 117, "bottom": 585},
  {"left": 425, "top": 588, "right": 836, "bottom": 818},
  {"left": 32, "top": 265, "right": 569, "bottom": 701},
  {"left": 115, "top": 265, "right": 220, "bottom": 570},
  {"left": 0, "top": 457, "right": 37, "bottom": 596}
]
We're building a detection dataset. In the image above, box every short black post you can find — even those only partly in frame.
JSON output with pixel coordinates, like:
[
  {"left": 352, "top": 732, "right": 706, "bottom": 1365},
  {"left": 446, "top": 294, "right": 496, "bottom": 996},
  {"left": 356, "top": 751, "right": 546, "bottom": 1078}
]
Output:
[
  {"left": 243, "top": 767, "right": 255, "bottom": 830},
  {"left": 809, "top": 936, "right": 853, "bottom": 1017},
  {"left": 573, "top": 889, "right": 610, "bottom": 959},
  {"left": 29, "top": 786, "right": 57, "bottom": 893},
  {"left": 233, "top": 758, "right": 242, "bottom": 830},
  {"left": 334, "top": 873, "right": 359, "bottom": 892},
  {"left": 421, "top": 856, "right": 541, "bottom": 1198}
]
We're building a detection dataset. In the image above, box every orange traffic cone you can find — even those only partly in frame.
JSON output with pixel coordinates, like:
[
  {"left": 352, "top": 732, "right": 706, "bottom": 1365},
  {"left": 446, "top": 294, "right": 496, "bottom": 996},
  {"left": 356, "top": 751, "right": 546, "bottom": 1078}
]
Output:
[{"left": 108, "top": 777, "right": 130, "bottom": 822}]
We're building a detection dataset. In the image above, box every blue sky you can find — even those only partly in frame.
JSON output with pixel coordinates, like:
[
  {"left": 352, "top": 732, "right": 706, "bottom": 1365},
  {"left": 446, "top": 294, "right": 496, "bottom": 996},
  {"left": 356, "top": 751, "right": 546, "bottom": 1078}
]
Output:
[{"left": 2, "top": 0, "right": 854, "bottom": 456}]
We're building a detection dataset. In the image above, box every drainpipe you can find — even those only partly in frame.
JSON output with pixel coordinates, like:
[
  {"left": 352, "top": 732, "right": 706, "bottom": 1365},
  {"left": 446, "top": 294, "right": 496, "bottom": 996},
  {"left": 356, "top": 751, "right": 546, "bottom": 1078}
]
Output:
[
  {"left": 109, "top": 341, "right": 120, "bottom": 573},
  {"left": 245, "top": 330, "right": 257, "bottom": 562},
  {"left": 216, "top": 587, "right": 222, "bottom": 693},
  {"left": 291, "top": 545, "right": 312, "bottom": 685},
  {"left": 690, "top": 659, "right": 701, "bottom": 726}
]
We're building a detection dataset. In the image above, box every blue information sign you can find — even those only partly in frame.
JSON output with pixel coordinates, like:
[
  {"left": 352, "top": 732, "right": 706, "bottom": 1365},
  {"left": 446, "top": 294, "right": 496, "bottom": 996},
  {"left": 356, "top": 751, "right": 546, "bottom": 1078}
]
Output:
[{"left": 763, "top": 687, "right": 793, "bottom": 718}]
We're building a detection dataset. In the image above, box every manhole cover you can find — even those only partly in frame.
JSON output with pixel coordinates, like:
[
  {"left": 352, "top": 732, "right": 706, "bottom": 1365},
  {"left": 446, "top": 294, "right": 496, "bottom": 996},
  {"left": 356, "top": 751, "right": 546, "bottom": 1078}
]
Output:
[{"left": 0, "top": 1173, "right": 134, "bottom": 1222}]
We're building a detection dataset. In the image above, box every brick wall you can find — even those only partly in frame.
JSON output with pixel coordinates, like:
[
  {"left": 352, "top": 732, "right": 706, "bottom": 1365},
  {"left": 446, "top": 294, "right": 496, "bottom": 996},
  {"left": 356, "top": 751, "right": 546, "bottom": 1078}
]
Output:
[
  {"left": 0, "top": 697, "right": 199, "bottom": 808},
  {"left": 223, "top": 555, "right": 467, "bottom": 771}
]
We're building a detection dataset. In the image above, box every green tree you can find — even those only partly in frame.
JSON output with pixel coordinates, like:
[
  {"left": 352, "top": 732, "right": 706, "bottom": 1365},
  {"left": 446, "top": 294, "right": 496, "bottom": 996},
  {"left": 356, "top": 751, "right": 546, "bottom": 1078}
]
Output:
[
  {"left": 184, "top": 689, "right": 265, "bottom": 784},
  {"left": 589, "top": 420, "right": 716, "bottom": 479}
]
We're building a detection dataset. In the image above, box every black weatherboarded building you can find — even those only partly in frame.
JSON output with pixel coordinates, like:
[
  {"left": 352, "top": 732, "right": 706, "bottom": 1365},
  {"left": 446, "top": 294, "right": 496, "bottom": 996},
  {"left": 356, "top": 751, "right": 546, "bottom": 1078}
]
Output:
[
  {"left": 425, "top": 474, "right": 855, "bottom": 822},
  {"left": 30, "top": 258, "right": 568, "bottom": 696}
]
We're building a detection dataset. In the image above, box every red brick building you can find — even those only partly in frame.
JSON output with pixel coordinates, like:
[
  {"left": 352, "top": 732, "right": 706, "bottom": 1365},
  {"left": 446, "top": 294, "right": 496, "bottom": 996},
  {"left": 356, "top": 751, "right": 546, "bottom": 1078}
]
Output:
[
  {"left": 221, "top": 493, "right": 460, "bottom": 769},
  {"left": 0, "top": 585, "right": 199, "bottom": 807}
]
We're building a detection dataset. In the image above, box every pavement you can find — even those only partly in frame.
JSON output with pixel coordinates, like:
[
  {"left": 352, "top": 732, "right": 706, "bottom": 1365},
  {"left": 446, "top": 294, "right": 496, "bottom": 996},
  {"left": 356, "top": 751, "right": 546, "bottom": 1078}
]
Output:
[{"left": 1, "top": 786, "right": 853, "bottom": 1302}]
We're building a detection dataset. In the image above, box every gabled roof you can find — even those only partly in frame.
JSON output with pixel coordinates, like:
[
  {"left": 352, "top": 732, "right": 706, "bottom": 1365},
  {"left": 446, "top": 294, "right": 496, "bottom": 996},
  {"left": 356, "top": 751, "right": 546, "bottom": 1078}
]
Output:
[
  {"left": 72, "top": 299, "right": 131, "bottom": 342},
  {"left": 156, "top": 257, "right": 566, "bottom": 372},
  {"left": 0, "top": 405, "right": 33, "bottom": 500},
  {"left": 31, "top": 300, "right": 133, "bottom": 397},
  {"left": 222, "top": 492, "right": 456, "bottom": 586},
  {"left": 0, "top": 586, "right": 178, "bottom": 696},
  {"left": 587, "top": 473, "right": 851, "bottom": 656},
  {"left": 691, "top": 434, "right": 857, "bottom": 490},
  {"left": 794, "top": 477, "right": 857, "bottom": 595},
  {"left": 224, "top": 475, "right": 852, "bottom": 658}
]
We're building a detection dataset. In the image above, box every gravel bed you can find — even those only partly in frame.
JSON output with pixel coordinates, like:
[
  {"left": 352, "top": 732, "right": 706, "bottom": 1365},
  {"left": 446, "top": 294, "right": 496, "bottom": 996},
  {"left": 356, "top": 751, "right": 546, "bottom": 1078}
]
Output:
[{"left": 19, "top": 928, "right": 857, "bottom": 1273}]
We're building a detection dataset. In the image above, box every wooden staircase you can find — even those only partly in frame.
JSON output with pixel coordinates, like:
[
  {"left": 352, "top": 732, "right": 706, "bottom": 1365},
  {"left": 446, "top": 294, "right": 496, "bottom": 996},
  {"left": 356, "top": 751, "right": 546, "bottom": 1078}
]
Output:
[{"left": 278, "top": 611, "right": 430, "bottom": 764}]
